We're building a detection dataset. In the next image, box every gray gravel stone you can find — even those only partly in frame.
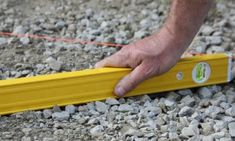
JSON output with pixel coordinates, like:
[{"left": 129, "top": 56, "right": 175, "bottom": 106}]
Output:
[
  {"left": 201, "top": 122, "right": 213, "bottom": 135},
  {"left": 195, "top": 45, "right": 207, "bottom": 53},
  {"left": 213, "top": 120, "right": 226, "bottom": 132},
  {"left": 90, "top": 125, "right": 104, "bottom": 136},
  {"left": 95, "top": 101, "right": 108, "bottom": 113},
  {"left": 220, "top": 102, "right": 230, "bottom": 110},
  {"left": 125, "top": 128, "right": 144, "bottom": 137},
  {"left": 180, "top": 95, "right": 195, "bottom": 107},
  {"left": 21, "top": 136, "right": 32, "bottom": 141},
  {"left": 105, "top": 98, "right": 120, "bottom": 105},
  {"left": 202, "top": 135, "right": 214, "bottom": 141},
  {"left": 43, "top": 109, "right": 52, "bottom": 119},
  {"left": 198, "top": 87, "right": 213, "bottom": 99},
  {"left": 207, "top": 46, "right": 225, "bottom": 53},
  {"left": 201, "top": 26, "right": 214, "bottom": 35},
  {"left": 206, "top": 36, "right": 222, "bottom": 45},
  {"left": 52, "top": 105, "right": 61, "bottom": 112},
  {"left": 134, "top": 30, "right": 147, "bottom": 39},
  {"left": 118, "top": 104, "right": 133, "bottom": 112},
  {"left": 228, "top": 122, "right": 235, "bottom": 137},
  {"left": 20, "top": 37, "right": 30, "bottom": 45},
  {"left": 166, "top": 92, "right": 181, "bottom": 101},
  {"left": 219, "top": 138, "right": 232, "bottom": 141},
  {"left": 145, "top": 106, "right": 162, "bottom": 116},
  {"left": 55, "top": 21, "right": 66, "bottom": 29},
  {"left": 169, "top": 132, "right": 179, "bottom": 140},
  {"left": 191, "top": 111, "right": 204, "bottom": 121},
  {"left": 164, "top": 99, "right": 175, "bottom": 107},
  {"left": 52, "top": 111, "right": 70, "bottom": 121},
  {"left": 0, "top": 37, "right": 7, "bottom": 45},
  {"left": 0, "top": 0, "right": 234, "bottom": 140},
  {"left": 178, "top": 89, "right": 193, "bottom": 96},
  {"left": 188, "top": 136, "right": 200, "bottom": 141},
  {"left": 179, "top": 106, "right": 194, "bottom": 117},
  {"left": 46, "top": 57, "right": 62, "bottom": 71},
  {"left": 13, "top": 25, "right": 27, "bottom": 34},
  {"left": 205, "top": 106, "right": 223, "bottom": 119},
  {"left": 225, "top": 104, "right": 235, "bottom": 117},
  {"left": 181, "top": 125, "right": 199, "bottom": 137},
  {"left": 226, "top": 90, "right": 235, "bottom": 104},
  {"left": 65, "top": 105, "right": 76, "bottom": 114},
  {"left": 212, "top": 131, "right": 225, "bottom": 139},
  {"left": 223, "top": 116, "right": 235, "bottom": 123}
]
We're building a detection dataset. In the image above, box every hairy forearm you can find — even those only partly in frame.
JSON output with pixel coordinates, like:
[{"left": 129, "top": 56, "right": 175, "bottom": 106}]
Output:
[{"left": 156, "top": 0, "right": 213, "bottom": 54}]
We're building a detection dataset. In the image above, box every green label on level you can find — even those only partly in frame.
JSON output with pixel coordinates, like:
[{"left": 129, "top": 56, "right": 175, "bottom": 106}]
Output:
[{"left": 193, "top": 62, "right": 211, "bottom": 84}]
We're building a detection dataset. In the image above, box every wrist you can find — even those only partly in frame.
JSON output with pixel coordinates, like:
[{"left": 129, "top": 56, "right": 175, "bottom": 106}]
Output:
[{"left": 151, "top": 26, "right": 189, "bottom": 58}]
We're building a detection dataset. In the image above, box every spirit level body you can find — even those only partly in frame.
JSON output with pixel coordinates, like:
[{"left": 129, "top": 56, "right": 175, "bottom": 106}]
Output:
[{"left": 0, "top": 53, "right": 231, "bottom": 115}]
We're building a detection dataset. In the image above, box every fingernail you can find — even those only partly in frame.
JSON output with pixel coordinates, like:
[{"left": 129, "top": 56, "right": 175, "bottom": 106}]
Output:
[{"left": 115, "top": 86, "right": 125, "bottom": 97}]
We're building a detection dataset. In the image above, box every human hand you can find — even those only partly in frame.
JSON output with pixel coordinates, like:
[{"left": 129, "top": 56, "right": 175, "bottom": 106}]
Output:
[{"left": 95, "top": 28, "right": 187, "bottom": 97}]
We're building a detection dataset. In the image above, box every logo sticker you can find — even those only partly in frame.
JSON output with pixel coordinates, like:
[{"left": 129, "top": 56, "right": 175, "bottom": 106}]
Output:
[{"left": 192, "top": 62, "right": 211, "bottom": 84}]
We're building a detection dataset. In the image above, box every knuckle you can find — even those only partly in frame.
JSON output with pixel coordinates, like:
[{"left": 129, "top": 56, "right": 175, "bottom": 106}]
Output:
[
  {"left": 144, "top": 67, "right": 155, "bottom": 78},
  {"left": 117, "top": 51, "right": 129, "bottom": 60},
  {"left": 142, "top": 63, "right": 161, "bottom": 78}
]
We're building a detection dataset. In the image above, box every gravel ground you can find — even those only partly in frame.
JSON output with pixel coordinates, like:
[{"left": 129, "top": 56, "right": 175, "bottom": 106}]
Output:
[{"left": 0, "top": 0, "right": 235, "bottom": 141}]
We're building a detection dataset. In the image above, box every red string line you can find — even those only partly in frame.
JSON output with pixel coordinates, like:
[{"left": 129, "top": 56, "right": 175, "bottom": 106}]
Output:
[
  {"left": 2, "top": 31, "right": 229, "bottom": 57},
  {"left": 0, "top": 32, "right": 124, "bottom": 47}
]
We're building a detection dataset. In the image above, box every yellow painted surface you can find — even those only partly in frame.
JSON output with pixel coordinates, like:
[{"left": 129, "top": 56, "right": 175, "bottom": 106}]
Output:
[{"left": 0, "top": 53, "right": 231, "bottom": 115}]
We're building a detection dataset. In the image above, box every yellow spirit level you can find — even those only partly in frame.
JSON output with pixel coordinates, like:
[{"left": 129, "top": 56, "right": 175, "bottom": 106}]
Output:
[{"left": 0, "top": 53, "right": 232, "bottom": 115}]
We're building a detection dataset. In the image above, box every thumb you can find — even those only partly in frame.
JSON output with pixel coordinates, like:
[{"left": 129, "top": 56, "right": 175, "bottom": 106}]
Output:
[{"left": 114, "top": 63, "right": 155, "bottom": 97}]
